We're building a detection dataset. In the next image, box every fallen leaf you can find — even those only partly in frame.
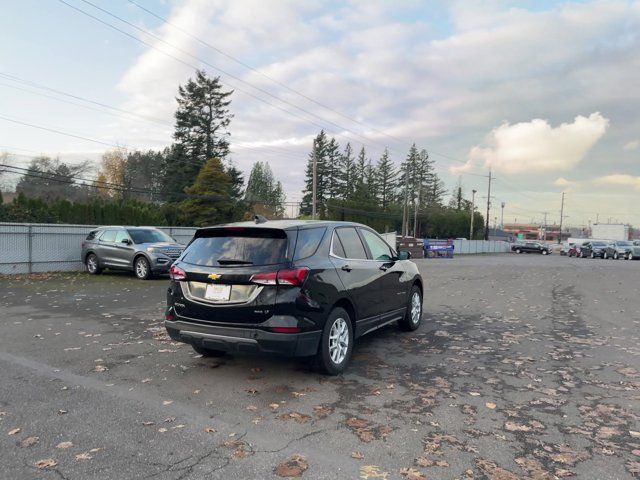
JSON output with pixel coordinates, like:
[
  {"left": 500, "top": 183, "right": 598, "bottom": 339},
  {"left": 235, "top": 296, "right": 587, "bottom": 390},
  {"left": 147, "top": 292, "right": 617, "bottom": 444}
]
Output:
[
  {"left": 275, "top": 454, "right": 308, "bottom": 477},
  {"left": 292, "top": 392, "right": 306, "bottom": 398},
  {"left": 246, "top": 388, "right": 259, "bottom": 395},
  {"left": 246, "top": 405, "right": 258, "bottom": 412},
  {"left": 485, "top": 402, "right": 497, "bottom": 409},
  {"left": 93, "top": 365, "right": 108, "bottom": 372},
  {"left": 400, "top": 467, "right": 427, "bottom": 480},
  {"left": 56, "top": 441, "right": 73, "bottom": 449},
  {"left": 269, "top": 403, "right": 280, "bottom": 410},
  {"left": 504, "top": 421, "right": 531, "bottom": 432},
  {"left": 8, "top": 428, "right": 21, "bottom": 435},
  {"left": 158, "top": 427, "right": 167, "bottom": 433},
  {"left": 20, "top": 436, "right": 39, "bottom": 447},
  {"left": 141, "top": 378, "right": 152, "bottom": 383},
  {"left": 205, "top": 427, "right": 216, "bottom": 433},
  {"left": 75, "top": 452, "right": 93, "bottom": 461},
  {"left": 162, "top": 400, "right": 173, "bottom": 406},
  {"left": 278, "top": 412, "right": 311, "bottom": 424},
  {"left": 351, "top": 451, "right": 364, "bottom": 460},
  {"left": 469, "top": 392, "right": 481, "bottom": 397},
  {"left": 35, "top": 459, "right": 58, "bottom": 469},
  {"left": 58, "top": 409, "right": 67, "bottom": 415},
  {"left": 142, "top": 421, "right": 155, "bottom": 426},
  {"left": 360, "top": 465, "right": 389, "bottom": 479}
]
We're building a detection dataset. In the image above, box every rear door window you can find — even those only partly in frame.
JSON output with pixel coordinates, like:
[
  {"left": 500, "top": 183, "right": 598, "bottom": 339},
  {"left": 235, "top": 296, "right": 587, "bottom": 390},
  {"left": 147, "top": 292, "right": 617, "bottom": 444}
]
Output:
[
  {"left": 100, "top": 230, "right": 116, "bottom": 243},
  {"left": 331, "top": 232, "right": 347, "bottom": 258},
  {"left": 294, "top": 227, "right": 326, "bottom": 260},
  {"left": 183, "top": 229, "right": 288, "bottom": 266},
  {"left": 335, "top": 227, "right": 367, "bottom": 260},
  {"left": 359, "top": 229, "right": 393, "bottom": 261}
]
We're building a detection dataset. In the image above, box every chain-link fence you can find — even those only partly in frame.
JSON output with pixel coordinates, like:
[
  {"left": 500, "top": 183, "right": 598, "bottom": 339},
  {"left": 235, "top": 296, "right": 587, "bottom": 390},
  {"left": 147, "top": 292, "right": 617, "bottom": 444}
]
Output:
[{"left": 0, "top": 223, "right": 197, "bottom": 274}]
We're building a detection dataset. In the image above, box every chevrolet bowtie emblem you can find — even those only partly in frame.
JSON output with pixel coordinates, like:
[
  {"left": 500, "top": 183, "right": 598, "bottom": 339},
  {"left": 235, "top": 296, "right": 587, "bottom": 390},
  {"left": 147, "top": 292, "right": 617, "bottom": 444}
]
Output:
[{"left": 207, "top": 273, "right": 221, "bottom": 281}]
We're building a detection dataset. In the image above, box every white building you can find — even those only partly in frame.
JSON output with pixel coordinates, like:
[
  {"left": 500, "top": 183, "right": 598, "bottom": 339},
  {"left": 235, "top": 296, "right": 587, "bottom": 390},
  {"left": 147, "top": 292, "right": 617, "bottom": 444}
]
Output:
[{"left": 591, "top": 223, "right": 630, "bottom": 241}]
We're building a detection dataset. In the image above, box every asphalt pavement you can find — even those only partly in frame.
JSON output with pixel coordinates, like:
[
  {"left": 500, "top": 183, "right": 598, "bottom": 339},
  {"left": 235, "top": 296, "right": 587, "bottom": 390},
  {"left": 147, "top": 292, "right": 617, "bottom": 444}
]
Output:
[{"left": 0, "top": 254, "right": 639, "bottom": 479}]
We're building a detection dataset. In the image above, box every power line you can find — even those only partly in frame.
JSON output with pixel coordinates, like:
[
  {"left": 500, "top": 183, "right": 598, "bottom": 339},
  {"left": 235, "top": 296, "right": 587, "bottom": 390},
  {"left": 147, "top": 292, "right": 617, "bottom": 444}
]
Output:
[
  {"left": 127, "top": 0, "right": 409, "bottom": 149},
  {"left": 63, "top": 0, "right": 404, "bottom": 157},
  {"left": 0, "top": 114, "right": 125, "bottom": 149}
]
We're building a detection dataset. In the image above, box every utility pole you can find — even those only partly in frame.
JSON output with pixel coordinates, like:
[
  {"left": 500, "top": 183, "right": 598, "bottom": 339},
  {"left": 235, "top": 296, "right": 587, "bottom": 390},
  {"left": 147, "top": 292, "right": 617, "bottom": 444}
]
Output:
[
  {"left": 470, "top": 189, "right": 477, "bottom": 239},
  {"left": 311, "top": 149, "right": 317, "bottom": 220},
  {"left": 542, "top": 211, "right": 548, "bottom": 241},
  {"left": 558, "top": 192, "right": 565, "bottom": 244},
  {"left": 484, "top": 169, "right": 492, "bottom": 240},
  {"left": 413, "top": 192, "right": 419, "bottom": 237},
  {"left": 500, "top": 202, "right": 505, "bottom": 230},
  {"left": 402, "top": 167, "right": 410, "bottom": 236}
]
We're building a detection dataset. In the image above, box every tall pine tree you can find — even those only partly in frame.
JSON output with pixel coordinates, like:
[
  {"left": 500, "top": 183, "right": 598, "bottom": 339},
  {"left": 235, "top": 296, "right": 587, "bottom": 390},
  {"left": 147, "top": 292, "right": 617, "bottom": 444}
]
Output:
[
  {"left": 167, "top": 70, "right": 233, "bottom": 200},
  {"left": 376, "top": 148, "right": 396, "bottom": 210},
  {"left": 300, "top": 131, "right": 329, "bottom": 216}
]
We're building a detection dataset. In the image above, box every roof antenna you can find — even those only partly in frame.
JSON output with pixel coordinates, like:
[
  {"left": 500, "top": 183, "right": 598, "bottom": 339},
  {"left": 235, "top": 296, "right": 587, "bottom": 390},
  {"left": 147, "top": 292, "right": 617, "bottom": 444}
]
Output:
[{"left": 254, "top": 214, "right": 268, "bottom": 224}]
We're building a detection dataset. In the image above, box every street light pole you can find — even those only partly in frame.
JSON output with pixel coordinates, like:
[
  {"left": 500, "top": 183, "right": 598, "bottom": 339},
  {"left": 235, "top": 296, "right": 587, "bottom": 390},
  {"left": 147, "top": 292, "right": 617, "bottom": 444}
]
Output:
[
  {"left": 484, "top": 169, "right": 492, "bottom": 240},
  {"left": 470, "top": 189, "right": 477, "bottom": 239},
  {"left": 558, "top": 191, "right": 565, "bottom": 244},
  {"left": 500, "top": 201, "right": 505, "bottom": 230}
]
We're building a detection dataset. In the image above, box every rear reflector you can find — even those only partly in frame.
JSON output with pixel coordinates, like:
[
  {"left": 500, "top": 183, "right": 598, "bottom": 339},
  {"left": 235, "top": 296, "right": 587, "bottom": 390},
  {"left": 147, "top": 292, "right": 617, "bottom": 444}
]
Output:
[
  {"left": 165, "top": 312, "right": 174, "bottom": 321},
  {"left": 270, "top": 327, "right": 301, "bottom": 333},
  {"left": 169, "top": 264, "right": 186, "bottom": 281},
  {"left": 250, "top": 268, "right": 309, "bottom": 287}
]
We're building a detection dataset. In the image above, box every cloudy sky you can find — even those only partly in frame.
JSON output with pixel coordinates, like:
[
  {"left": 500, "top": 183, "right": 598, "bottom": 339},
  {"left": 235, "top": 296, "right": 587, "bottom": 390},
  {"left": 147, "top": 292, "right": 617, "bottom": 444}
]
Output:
[{"left": 1, "top": 0, "right": 639, "bottom": 228}]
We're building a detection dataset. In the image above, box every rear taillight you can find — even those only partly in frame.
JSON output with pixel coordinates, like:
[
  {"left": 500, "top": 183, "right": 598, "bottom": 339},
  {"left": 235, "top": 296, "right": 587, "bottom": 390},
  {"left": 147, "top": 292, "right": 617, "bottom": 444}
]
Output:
[
  {"left": 277, "top": 268, "right": 309, "bottom": 286},
  {"left": 250, "top": 271, "right": 278, "bottom": 285},
  {"left": 250, "top": 267, "right": 309, "bottom": 287},
  {"left": 169, "top": 265, "right": 186, "bottom": 281}
]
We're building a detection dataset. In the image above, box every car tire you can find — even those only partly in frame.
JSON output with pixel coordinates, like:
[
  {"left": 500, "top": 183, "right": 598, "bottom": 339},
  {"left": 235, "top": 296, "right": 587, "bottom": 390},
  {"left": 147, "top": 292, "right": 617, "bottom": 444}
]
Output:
[
  {"left": 590, "top": 252, "right": 595, "bottom": 259},
  {"left": 603, "top": 252, "right": 608, "bottom": 259},
  {"left": 316, "top": 307, "right": 353, "bottom": 375},
  {"left": 192, "top": 345, "right": 226, "bottom": 357},
  {"left": 399, "top": 285, "right": 422, "bottom": 332},
  {"left": 629, "top": 253, "right": 634, "bottom": 261},
  {"left": 516, "top": 248, "right": 521, "bottom": 254},
  {"left": 614, "top": 252, "right": 619, "bottom": 260},
  {"left": 134, "top": 256, "right": 152, "bottom": 280},
  {"left": 85, "top": 253, "right": 101, "bottom": 275},
  {"left": 542, "top": 250, "right": 548, "bottom": 255}
]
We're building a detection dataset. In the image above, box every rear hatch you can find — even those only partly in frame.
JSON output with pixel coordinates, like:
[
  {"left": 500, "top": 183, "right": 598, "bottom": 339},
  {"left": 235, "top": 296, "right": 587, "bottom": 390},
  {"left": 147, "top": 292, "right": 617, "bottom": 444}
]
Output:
[{"left": 173, "top": 227, "right": 294, "bottom": 324}]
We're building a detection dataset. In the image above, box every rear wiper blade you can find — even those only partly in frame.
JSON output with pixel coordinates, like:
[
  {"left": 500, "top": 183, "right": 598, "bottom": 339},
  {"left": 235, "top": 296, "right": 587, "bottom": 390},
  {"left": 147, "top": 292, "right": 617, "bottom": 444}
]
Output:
[{"left": 217, "top": 258, "right": 253, "bottom": 265}]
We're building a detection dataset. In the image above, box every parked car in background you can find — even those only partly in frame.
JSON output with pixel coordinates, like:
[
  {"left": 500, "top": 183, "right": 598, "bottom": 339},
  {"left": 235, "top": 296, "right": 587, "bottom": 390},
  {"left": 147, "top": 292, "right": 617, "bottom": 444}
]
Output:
[
  {"left": 579, "top": 241, "right": 608, "bottom": 259},
  {"left": 626, "top": 242, "right": 640, "bottom": 260},
  {"left": 511, "top": 242, "right": 551, "bottom": 255},
  {"left": 81, "top": 226, "right": 185, "bottom": 279},
  {"left": 560, "top": 242, "right": 575, "bottom": 256},
  {"left": 604, "top": 240, "right": 635, "bottom": 260},
  {"left": 568, "top": 244, "right": 581, "bottom": 257},
  {"left": 164, "top": 220, "right": 423, "bottom": 374}
]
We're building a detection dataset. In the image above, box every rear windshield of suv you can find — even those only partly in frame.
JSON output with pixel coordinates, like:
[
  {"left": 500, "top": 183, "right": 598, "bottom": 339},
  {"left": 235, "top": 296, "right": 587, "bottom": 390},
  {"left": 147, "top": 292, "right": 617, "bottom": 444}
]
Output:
[{"left": 182, "top": 229, "right": 288, "bottom": 266}]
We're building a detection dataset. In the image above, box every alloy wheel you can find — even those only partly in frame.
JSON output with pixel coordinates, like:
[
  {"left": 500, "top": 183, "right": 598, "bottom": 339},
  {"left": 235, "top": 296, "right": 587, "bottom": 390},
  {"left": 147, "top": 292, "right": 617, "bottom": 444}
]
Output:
[
  {"left": 86, "top": 255, "right": 97, "bottom": 273},
  {"left": 328, "top": 318, "right": 349, "bottom": 365},
  {"left": 135, "top": 258, "right": 148, "bottom": 279},
  {"left": 411, "top": 291, "right": 422, "bottom": 325}
]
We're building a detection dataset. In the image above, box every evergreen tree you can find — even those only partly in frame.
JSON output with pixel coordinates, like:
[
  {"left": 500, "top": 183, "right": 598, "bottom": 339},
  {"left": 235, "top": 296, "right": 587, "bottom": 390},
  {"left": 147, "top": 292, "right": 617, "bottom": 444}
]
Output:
[
  {"left": 300, "top": 131, "right": 329, "bottom": 216},
  {"left": 167, "top": 70, "right": 233, "bottom": 200},
  {"left": 179, "top": 158, "right": 233, "bottom": 226},
  {"left": 325, "top": 137, "right": 341, "bottom": 199},
  {"left": 353, "top": 146, "right": 368, "bottom": 200},
  {"left": 398, "top": 143, "right": 421, "bottom": 204},
  {"left": 336, "top": 142, "right": 356, "bottom": 201},
  {"left": 245, "top": 161, "right": 285, "bottom": 217},
  {"left": 376, "top": 148, "right": 396, "bottom": 210},
  {"left": 224, "top": 159, "right": 245, "bottom": 201}
]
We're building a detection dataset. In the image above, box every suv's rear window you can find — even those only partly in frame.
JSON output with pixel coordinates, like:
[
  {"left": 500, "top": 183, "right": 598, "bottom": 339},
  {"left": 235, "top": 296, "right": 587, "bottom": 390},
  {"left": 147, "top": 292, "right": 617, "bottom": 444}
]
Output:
[
  {"left": 183, "top": 229, "right": 288, "bottom": 266},
  {"left": 294, "top": 227, "right": 326, "bottom": 260}
]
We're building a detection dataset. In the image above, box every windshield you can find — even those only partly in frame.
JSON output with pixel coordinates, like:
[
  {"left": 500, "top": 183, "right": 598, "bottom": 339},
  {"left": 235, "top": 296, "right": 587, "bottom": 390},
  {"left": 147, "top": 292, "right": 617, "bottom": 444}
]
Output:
[
  {"left": 128, "top": 229, "right": 174, "bottom": 244},
  {"left": 183, "top": 230, "right": 288, "bottom": 266},
  {"left": 617, "top": 241, "right": 633, "bottom": 246},
  {"left": 592, "top": 242, "right": 607, "bottom": 246}
]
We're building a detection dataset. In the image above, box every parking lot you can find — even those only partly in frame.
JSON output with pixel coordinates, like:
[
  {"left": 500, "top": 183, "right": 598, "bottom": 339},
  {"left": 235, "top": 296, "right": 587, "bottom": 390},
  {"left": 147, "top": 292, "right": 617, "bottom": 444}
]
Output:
[{"left": 1, "top": 254, "right": 639, "bottom": 479}]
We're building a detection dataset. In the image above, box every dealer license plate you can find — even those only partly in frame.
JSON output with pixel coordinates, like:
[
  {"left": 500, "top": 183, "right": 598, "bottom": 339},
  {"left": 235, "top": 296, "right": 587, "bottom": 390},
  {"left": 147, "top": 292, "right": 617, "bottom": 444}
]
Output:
[{"left": 205, "top": 284, "right": 231, "bottom": 301}]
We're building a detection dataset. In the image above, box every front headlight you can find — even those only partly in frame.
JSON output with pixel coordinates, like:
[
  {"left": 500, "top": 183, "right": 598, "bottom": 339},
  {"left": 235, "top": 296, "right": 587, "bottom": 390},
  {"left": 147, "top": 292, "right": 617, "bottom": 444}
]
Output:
[{"left": 146, "top": 247, "right": 158, "bottom": 253}]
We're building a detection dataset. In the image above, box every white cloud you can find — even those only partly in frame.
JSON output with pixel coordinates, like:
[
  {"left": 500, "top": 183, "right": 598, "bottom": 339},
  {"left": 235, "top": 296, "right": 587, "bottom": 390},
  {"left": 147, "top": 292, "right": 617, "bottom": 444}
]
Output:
[
  {"left": 554, "top": 177, "right": 572, "bottom": 187},
  {"left": 451, "top": 113, "right": 609, "bottom": 175},
  {"left": 623, "top": 140, "right": 639, "bottom": 151},
  {"left": 594, "top": 174, "right": 640, "bottom": 190}
]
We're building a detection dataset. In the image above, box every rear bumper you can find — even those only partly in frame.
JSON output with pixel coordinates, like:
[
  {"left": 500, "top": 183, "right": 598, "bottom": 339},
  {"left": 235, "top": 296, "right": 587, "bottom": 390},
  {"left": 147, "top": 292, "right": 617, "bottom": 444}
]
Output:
[{"left": 164, "top": 319, "right": 321, "bottom": 357}]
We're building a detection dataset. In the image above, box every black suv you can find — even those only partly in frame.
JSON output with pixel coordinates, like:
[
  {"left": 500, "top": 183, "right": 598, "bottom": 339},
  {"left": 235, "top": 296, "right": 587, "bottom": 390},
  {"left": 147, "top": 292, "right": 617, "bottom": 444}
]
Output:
[
  {"left": 164, "top": 220, "right": 423, "bottom": 374},
  {"left": 511, "top": 242, "right": 551, "bottom": 255}
]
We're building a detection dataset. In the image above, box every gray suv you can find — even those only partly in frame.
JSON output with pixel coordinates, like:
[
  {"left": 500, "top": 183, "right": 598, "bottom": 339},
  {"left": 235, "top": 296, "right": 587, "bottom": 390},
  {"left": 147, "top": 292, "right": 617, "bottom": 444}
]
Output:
[{"left": 81, "top": 227, "right": 185, "bottom": 279}]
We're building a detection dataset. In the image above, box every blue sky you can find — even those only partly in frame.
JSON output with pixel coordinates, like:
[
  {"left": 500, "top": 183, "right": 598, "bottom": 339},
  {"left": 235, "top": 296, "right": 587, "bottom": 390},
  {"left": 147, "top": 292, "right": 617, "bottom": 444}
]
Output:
[{"left": 1, "top": 0, "right": 640, "bottom": 227}]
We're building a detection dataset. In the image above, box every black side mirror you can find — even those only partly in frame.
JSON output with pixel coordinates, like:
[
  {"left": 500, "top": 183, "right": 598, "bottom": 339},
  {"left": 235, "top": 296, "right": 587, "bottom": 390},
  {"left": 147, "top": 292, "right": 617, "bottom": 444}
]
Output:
[
  {"left": 121, "top": 238, "right": 131, "bottom": 245},
  {"left": 398, "top": 250, "right": 411, "bottom": 260}
]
